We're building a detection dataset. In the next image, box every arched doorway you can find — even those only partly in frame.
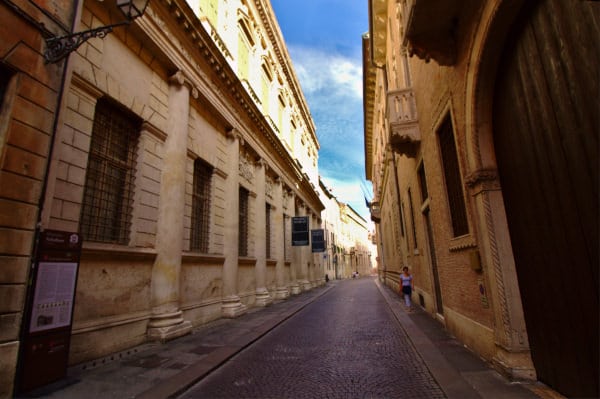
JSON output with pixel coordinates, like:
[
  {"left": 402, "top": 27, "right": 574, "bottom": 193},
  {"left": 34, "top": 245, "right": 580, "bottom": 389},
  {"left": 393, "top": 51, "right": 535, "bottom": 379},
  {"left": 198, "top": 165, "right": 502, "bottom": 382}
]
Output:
[{"left": 492, "top": 1, "right": 598, "bottom": 396}]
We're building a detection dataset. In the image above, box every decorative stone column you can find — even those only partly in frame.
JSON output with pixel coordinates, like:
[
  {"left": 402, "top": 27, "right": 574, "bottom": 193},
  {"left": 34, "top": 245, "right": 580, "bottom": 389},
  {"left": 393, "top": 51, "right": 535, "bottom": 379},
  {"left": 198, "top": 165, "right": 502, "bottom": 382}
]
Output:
[
  {"left": 222, "top": 129, "right": 247, "bottom": 318},
  {"left": 466, "top": 169, "right": 535, "bottom": 380},
  {"left": 289, "top": 194, "right": 301, "bottom": 295},
  {"left": 274, "top": 178, "right": 289, "bottom": 299},
  {"left": 254, "top": 159, "right": 272, "bottom": 306},
  {"left": 147, "top": 71, "right": 192, "bottom": 341},
  {"left": 298, "top": 203, "right": 311, "bottom": 291}
]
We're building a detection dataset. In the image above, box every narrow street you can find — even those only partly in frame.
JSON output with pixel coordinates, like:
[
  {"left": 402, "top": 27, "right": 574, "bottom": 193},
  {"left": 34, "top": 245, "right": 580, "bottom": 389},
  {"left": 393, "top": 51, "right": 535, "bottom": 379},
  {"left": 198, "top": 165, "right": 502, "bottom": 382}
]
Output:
[{"left": 179, "top": 278, "right": 445, "bottom": 398}]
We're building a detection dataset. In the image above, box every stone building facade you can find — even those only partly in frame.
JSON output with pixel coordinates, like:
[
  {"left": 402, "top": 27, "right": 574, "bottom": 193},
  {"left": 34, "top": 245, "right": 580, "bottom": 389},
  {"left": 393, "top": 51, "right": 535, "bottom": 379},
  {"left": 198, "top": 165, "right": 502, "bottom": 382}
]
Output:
[
  {"left": 364, "top": 0, "right": 598, "bottom": 397},
  {"left": 0, "top": 0, "right": 78, "bottom": 395},
  {"left": 1, "top": 0, "right": 324, "bottom": 395}
]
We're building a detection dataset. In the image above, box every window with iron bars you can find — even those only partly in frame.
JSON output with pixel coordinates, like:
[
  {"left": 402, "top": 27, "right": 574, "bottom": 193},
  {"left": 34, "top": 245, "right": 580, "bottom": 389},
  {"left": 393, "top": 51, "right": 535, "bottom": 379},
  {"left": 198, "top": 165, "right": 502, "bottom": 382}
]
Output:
[
  {"left": 438, "top": 115, "right": 469, "bottom": 237},
  {"left": 239, "top": 186, "right": 249, "bottom": 256},
  {"left": 265, "top": 203, "right": 271, "bottom": 259},
  {"left": 190, "top": 158, "right": 213, "bottom": 252},
  {"left": 80, "top": 97, "right": 140, "bottom": 244}
]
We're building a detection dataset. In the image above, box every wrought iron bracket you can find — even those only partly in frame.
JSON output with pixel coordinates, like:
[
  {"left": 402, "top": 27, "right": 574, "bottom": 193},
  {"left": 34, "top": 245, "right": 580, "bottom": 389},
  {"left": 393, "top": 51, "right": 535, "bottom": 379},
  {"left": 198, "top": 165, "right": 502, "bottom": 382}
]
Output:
[{"left": 44, "top": 21, "right": 130, "bottom": 64}]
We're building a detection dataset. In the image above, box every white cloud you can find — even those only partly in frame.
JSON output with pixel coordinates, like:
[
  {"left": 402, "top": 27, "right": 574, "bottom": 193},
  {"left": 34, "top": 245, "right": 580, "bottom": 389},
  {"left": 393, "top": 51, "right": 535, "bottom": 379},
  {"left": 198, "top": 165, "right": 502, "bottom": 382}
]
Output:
[
  {"left": 287, "top": 45, "right": 371, "bottom": 221},
  {"left": 289, "top": 46, "right": 363, "bottom": 100}
]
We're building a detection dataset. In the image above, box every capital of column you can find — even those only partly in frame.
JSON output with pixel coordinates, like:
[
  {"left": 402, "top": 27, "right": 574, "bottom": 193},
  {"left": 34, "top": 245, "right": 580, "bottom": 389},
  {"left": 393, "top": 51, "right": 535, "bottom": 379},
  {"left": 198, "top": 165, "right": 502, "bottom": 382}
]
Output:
[
  {"left": 227, "top": 128, "right": 244, "bottom": 145},
  {"left": 168, "top": 70, "right": 199, "bottom": 99},
  {"left": 465, "top": 168, "right": 500, "bottom": 194},
  {"left": 255, "top": 158, "right": 268, "bottom": 170}
]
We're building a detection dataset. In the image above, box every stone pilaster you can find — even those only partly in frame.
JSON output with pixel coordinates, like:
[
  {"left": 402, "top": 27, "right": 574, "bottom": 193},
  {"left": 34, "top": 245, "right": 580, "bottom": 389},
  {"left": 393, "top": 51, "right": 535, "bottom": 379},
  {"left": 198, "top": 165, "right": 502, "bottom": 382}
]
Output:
[
  {"left": 289, "top": 193, "right": 301, "bottom": 295},
  {"left": 466, "top": 169, "right": 535, "bottom": 380},
  {"left": 147, "top": 71, "right": 192, "bottom": 341},
  {"left": 254, "top": 159, "right": 272, "bottom": 306},
  {"left": 222, "top": 129, "right": 247, "bottom": 318},
  {"left": 274, "top": 178, "right": 289, "bottom": 299},
  {"left": 298, "top": 203, "right": 311, "bottom": 291}
]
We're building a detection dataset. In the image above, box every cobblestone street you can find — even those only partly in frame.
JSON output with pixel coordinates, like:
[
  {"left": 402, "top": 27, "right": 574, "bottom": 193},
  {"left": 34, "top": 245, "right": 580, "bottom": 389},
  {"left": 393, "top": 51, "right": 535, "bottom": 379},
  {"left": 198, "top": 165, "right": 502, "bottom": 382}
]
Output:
[{"left": 179, "top": 278, "right": 446, "bottom": 398}]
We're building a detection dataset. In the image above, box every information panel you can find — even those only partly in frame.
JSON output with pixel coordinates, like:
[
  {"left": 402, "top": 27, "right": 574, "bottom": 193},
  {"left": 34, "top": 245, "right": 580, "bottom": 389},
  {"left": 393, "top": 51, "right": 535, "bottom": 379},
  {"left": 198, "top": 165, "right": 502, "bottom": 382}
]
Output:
[
  {"left": 311, "top": 229, "right": 325, "bottom": 253},
  {"left": 18, "top": 230, "right": 82, "bottom": 393},
  {"left": 291, "top": 216, "right": 309, "bottom": 246},
  {"left": 29, "top": 261, "right": 78, "bottom": 333}
]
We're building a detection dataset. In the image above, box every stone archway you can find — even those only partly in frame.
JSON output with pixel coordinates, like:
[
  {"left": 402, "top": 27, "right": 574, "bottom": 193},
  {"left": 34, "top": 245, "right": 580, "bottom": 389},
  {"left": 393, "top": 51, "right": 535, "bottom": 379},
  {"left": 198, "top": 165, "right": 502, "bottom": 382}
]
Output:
[{"left": 463, "top": 0, "right": 536, "bottom": 381}]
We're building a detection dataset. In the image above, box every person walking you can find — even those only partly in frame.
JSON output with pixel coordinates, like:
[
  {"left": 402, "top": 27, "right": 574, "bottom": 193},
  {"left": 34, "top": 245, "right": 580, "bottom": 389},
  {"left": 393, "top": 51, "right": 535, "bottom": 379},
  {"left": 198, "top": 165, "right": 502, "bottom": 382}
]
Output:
[{"left": 400, "top": 266, "right": 414, "bottom": 310}]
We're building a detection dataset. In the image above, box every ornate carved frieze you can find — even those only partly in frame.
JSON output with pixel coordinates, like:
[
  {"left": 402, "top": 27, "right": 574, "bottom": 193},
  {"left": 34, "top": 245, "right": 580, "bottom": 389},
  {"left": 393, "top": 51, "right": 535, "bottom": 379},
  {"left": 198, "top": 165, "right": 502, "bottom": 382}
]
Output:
[
  {"left": 239, "top": 152, "right": 254, "bottom": 182},
  {"left": 265, "top": 175, "right": 274, "bottom": 199}
]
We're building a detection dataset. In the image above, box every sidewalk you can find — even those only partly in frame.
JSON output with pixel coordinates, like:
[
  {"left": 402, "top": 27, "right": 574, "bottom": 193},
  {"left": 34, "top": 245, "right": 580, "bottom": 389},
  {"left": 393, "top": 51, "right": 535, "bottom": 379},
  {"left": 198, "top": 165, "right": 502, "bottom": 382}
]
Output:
[
  {"left": 374, "top": 278, "right": 562, "bottom": 399},
  {"left": 19, "top": 278, "right": 561, "bottom": 399}
]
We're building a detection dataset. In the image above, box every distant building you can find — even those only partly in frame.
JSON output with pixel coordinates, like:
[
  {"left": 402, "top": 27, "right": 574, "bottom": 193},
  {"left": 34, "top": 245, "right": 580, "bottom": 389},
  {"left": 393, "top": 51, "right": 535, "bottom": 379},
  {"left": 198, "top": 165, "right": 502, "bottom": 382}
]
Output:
[
  {"left": 319, "top": 179, "right": 374, "bottom": 279},
  {"left": 0, "top": 0, "right": 325, "bottom": 395},
  {"left": 363, "top": 1, "right": 598, "bottom": 398}
]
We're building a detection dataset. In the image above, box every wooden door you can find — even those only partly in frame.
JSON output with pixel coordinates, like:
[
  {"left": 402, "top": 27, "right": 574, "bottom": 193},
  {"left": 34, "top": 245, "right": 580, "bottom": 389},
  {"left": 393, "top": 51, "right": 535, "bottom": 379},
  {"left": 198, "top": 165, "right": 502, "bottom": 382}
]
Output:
[{"left": 493, "top": 1, "right": 599, "bottom": 397}]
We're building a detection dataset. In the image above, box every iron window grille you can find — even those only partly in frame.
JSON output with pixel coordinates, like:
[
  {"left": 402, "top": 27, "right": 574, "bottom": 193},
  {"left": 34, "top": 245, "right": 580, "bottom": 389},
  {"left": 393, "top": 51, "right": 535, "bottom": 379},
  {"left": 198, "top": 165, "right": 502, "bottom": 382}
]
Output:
[
  {"left": 80, "top": 97, "right": 140, "bottom": 244},
  {"left": 190, "top": 158, "right": 213, "bottom": 252},
  {"left": 438, "top": 116, "right": 469, "bottom": 237},
  {"left": 238, "top": 186, "right": 249, "bottom": 256}
]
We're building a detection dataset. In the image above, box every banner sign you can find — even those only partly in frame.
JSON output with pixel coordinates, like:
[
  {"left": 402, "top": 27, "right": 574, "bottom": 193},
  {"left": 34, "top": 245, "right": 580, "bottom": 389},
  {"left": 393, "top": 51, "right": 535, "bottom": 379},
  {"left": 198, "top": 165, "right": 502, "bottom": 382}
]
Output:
[
  {"left": 291, "top": 216, "right": 309, "bottom": 246},
  {"left": 311, "top": 229, "right": 325, "bottom": 253}
]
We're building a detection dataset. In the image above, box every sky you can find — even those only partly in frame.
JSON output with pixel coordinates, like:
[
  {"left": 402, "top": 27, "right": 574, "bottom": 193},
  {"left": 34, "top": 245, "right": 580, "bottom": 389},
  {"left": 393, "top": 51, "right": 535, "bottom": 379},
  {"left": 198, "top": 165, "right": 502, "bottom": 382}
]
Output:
[{"left": 270, "top": 0, "right": 372, "bottom": 222}]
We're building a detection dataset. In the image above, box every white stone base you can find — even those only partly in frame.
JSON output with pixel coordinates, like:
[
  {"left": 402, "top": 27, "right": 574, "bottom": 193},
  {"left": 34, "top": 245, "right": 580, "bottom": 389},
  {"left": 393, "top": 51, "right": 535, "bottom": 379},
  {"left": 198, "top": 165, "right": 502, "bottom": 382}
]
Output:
[
  {"left": 147, "top": 320, "right": 192, "bottom": 342},
  {"left": 255, "top": 288, "right": 273, "bottom": 307},
  {"left": 301, "top": 280, "right": 312, "bottom": 291},
  {"left": 274, "top": 286, "right": 290, "bottom": 300},
  {"left": 290, "top": 283, "right": 301, "bottom": 295},
  {"left": 221, "top": 295, "right": 247, "bottom": 318},
  {"left": 492, "top": 347, "right": 537, "bottom": 381}
]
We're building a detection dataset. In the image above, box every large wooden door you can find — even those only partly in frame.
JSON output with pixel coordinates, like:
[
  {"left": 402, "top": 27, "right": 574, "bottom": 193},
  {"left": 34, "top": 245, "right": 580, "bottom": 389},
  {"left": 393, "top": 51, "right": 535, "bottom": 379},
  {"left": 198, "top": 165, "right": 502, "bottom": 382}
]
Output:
[{"left": 493, "top": 1, "right": 599, "bottom": 397}]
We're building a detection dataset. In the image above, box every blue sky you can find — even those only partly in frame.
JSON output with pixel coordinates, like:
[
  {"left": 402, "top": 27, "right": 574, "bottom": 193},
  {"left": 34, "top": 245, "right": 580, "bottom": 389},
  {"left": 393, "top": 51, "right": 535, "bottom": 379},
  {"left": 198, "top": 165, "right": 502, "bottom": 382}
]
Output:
[{"left": 270, "top": 0, "right": 371, "bottom": 221}]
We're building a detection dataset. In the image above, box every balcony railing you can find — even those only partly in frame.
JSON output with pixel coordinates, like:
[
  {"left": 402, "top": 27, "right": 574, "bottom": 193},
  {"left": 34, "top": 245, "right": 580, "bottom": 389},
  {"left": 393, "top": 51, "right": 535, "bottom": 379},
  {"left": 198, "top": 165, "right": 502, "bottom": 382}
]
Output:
[{"left": 387, "top": 88, "right": 420, "bottom": 157}]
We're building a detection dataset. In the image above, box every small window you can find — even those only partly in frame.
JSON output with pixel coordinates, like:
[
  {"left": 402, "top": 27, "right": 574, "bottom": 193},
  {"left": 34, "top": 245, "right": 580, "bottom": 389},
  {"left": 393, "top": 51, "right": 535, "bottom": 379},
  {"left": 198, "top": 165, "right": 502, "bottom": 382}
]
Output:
[
  {"left": 190, "top": 159, "right": 213, "bottom": 252},
  {"left": 417, "top": 163, "right": 428, "bottom": 203},
  {"left": 238, "top": 187, "right": 249, "bottom": 256},
  {"left": 408, "top": 188, "right": 417, "bottom": 249},
  {"left": 80, "top": 98, "right": 140, "bottom": 244},
  {"left": 438, "top": 115, "right": 469, "bottom": 237}
]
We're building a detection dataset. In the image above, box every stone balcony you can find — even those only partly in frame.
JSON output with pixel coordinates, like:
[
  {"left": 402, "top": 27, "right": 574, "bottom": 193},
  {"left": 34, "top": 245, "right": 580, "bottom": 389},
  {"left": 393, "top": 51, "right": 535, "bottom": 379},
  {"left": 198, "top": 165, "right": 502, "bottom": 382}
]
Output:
[
  {"left": 387, "top": 88, "right": 420, "bottom": 157},
  {"left": 370, "top": 201, "right": 381, "bottom": 223},
  {"left": 402, "top": 0, "right": 463, "bottom": 66}
]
